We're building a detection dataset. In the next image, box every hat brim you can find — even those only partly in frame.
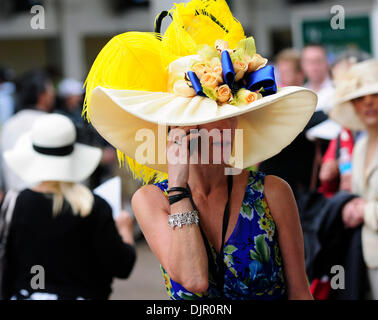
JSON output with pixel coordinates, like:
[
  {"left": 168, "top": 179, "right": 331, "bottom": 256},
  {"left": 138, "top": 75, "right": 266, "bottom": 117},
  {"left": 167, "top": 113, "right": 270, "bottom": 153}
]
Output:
[
  {"left": 89, "top": 86, "right": 317, "bottom": 171},
  {"left": 4, "top": 133, "right": 102, "bottom": 185},
  {"left": 330, "top": 85, "right": 378, "bottom": 131}
]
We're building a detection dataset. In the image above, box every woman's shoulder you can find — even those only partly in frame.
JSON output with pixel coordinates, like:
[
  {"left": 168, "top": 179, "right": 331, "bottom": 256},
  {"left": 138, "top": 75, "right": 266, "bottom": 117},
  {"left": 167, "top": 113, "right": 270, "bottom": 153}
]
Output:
[
  {"left": 244, "top": 170, "right": 293, "bottom": 205},
  {"left": 131, "top": 182, "right": 168, "bottom": 214},
  {"left": 14, "top": 188, "right": 51, "bottom": 203},
  {"left": 92, "top": 193, "right": 111, "bottom": 208},
  {"left": 263, "top": 174, "right": 293, "bottom": 199},
  {"left": 89, "top": 194, "right": 114, "bottom": 218},
  {"left": 262, "top": 174, "right": 297, "bottom": 223}
]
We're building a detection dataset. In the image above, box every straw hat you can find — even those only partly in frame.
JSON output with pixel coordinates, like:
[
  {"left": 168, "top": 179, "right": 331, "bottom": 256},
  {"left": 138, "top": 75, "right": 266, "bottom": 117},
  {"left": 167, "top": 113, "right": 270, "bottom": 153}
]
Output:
[
  {"left": 83, "top": 0, "right": 317, "bottom": 182},
  {"left": 330, "top": 59, "right": 378, "bottom": 131},
  {"left": 4, "top": 114, "right": 102, "bottom": 184}
]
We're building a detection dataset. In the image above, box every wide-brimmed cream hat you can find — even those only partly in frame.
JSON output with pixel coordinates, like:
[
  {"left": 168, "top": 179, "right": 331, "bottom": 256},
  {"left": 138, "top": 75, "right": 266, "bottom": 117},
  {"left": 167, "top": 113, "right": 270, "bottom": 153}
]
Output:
[
  {"left": 90, "top": 85, "right": 316, "bottom": 173},
  {"left": 4, "top": 114, "right": 102, "bottom": 184},
  {"left": 83, "top": 0, "right": 317, "bottom": 181},
  {"left": 330, "top": 59, "right": 378, "bottom": 131}
]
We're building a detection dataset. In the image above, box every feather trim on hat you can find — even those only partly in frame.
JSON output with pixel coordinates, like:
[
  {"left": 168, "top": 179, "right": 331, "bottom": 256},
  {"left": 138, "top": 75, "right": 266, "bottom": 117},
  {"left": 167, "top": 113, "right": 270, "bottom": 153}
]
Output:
[{"left": 83, "top": 0, "right": 247, "bottom": 183}]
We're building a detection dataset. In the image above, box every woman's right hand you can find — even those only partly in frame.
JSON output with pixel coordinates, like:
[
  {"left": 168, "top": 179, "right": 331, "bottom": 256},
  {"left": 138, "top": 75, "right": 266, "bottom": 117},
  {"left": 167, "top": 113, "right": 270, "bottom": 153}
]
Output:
[{"left": 167, "top": 126, "right": 199, "bottom": 188}]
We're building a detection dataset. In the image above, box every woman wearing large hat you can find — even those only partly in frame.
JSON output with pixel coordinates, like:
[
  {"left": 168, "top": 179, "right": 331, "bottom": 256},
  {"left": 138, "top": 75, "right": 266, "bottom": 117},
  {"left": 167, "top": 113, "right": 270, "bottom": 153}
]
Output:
[
  {"left": 84, "top": 0, "right": 317, "bottom": 299},
  {"left": 330, "top": 59, "right": 378, "bottom": 299},
  {"left": 1, "top": 113, "right": 136, "bottom": 300}
]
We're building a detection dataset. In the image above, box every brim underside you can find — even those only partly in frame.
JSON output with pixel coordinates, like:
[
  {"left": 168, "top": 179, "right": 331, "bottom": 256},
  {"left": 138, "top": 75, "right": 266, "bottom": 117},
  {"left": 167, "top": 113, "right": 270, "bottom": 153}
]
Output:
[{"left": 89, "top": 86, "right": 317, "bottom": 172}]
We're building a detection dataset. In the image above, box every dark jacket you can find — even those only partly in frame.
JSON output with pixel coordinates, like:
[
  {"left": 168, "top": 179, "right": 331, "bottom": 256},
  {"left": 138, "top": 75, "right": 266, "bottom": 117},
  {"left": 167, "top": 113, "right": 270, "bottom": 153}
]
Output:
[
  {"left": 3, "top": 189, "right": 136, "bottom": 299},
  {"left": 300, "top": 191, "right": 368, "bottom": 299}
]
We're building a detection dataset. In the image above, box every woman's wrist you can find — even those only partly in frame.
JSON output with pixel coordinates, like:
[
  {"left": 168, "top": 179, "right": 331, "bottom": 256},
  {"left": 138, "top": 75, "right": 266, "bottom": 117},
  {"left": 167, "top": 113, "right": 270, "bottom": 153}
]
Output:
[{"left": 168, "top": 180, "right": 187, "bottom": 189}]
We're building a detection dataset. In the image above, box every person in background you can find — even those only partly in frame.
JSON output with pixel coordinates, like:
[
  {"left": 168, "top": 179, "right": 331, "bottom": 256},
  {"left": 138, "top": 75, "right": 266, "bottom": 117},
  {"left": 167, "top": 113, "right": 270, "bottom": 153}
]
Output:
[
  {"left": 0, "top": 67, "right": 15, "bottom": 127},
  {"left": 318, "top": 50, "right": 370, "bottom": 197},
  {"left": 319, "top": 128, "right": 355, "bottom": 197},
  {"left": 55, "top": 78, "right": 118, "bottom": 189},
  {"left": 275, "top": 48, "right": 304, "bottom": 87},
  {"left": 259, "top": 47, "right": 322, "bottom": 197},
  {"left": 2, "top": 113, "right": 136, "bottom": 300},
  {"left": 0, "top": 67, "right": 16, "bottom": 200},
  {"left": 57, "top": 78, "right": 94, "bottom": 145},
  {"left": 329, "top": 59, "right": 378, "bottom": 299},
  {"left": 301, "top": 44, "right": 334, "bottom": 114},
  {"left": 57, "top": 78, "right": 84, "bottom": 125},
  {"left": 0, "top": 70, "right": 55, "bottom": 191}
]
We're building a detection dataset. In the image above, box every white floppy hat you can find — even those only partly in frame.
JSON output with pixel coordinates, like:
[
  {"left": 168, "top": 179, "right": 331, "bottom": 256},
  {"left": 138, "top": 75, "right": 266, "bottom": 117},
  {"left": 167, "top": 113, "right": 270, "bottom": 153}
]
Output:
[
  {"left": 4, "top": 113, "right": 102, "bottom": 184},
  {"left": 330, "top": 59, "right": 378, "bottom": 131}
]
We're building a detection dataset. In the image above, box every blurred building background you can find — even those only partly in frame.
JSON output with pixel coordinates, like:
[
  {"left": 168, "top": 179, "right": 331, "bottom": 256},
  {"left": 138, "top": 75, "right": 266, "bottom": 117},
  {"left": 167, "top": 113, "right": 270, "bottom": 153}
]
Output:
[
  {"left": 1, "top": 0, "right": 377, "bottom": 81},
  {"left": 1, "top": 0, "right": 377, "bottom": 300}
]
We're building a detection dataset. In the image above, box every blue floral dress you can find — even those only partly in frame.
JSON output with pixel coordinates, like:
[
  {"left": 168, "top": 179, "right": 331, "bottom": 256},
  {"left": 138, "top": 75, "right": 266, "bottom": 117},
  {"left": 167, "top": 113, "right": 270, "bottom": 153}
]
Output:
[{"left": 154, "top": 170, "right": 287, "bottom": 300}]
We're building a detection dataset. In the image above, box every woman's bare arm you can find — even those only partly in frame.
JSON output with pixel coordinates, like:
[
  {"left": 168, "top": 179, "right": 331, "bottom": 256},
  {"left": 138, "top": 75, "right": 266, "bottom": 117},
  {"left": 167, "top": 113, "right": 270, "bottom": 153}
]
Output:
[
  {"left": 132, "top": 185, "right": 208, "bottom": 293},
  {"left": 264, "top": 175, "right": 313, "bottom": 300}
]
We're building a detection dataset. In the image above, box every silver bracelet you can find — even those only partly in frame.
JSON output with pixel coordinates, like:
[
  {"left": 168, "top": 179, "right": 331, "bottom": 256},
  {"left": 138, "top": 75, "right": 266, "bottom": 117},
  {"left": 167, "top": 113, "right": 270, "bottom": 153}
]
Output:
[{"left": 168, "top": 210, "right": 199, "bottom": 229}]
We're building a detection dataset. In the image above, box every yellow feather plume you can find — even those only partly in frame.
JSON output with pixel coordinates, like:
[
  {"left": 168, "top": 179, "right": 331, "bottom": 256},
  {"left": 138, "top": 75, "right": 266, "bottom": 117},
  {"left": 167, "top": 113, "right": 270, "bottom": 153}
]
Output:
[
  {"left": 161, "top": 0, "right": 245, "bottom": 66},
  {"left": 117, "top": 150, "right": 168, "bottom": 184},
  {"left": 83, "top": 32, "right": 168, "bottom": 118}
]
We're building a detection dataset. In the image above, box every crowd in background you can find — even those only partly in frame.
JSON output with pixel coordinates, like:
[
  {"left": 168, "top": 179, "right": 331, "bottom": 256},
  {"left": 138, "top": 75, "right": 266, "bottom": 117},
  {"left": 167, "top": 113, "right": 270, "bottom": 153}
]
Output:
[
  {"left": 260, "top": 44, "right": 377, "bottom": 300},
  {"left": 0, "top": 67, "right": 138, "bottom": 300},
  {"left": 0, "top": 41, "right": 377, "bottom": 299},
  {"left": 0, "top": 68, "right": 137, "bottom": 198}
]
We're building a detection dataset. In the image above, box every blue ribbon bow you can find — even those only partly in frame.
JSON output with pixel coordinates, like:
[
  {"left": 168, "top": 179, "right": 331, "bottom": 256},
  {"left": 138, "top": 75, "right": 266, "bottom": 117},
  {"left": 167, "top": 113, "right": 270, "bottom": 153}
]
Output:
[
  {"left": 221, "top": 51, "right": 235, "bottom": 88},
  {"left": 245, "top": 65, "right": 277, "bottom": 96},
  {"left": 187, "top": 71, "right": 206, "bottom": 97},
  {"left": 187, "top": 57, "right": 277, "bottom": 100}
]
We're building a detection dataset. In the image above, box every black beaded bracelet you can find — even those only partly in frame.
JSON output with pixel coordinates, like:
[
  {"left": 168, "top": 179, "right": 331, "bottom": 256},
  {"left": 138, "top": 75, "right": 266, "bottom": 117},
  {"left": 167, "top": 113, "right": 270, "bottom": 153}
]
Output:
[
  {"left": 167, "top": 187, "right": 191, "bottom": 205},
  {"left": 167, "top": 187, "right": 189, "bottom": 194}
]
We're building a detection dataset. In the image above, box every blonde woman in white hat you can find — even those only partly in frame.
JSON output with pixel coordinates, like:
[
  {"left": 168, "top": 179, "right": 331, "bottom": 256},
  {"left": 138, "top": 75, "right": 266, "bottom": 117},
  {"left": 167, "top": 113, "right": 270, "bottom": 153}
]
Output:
[
  {"left": 1, "top": 113, "right": 136, "bottom": 300},
  {"left": 83, "top": 0, "right": 318, "bottom": 300},
  {"left": 330, "top": 59, "right": 378, "bottom": 299}
]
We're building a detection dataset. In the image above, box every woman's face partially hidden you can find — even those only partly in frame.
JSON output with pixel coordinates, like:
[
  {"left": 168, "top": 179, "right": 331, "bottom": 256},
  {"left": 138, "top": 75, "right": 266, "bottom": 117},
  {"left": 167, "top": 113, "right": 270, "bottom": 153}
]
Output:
[
  {"left": 194, "top": 117, "right": 238, "bottom": 165},
  {"left": 352, "top": 94, "right": 378, "bottom": 129}
]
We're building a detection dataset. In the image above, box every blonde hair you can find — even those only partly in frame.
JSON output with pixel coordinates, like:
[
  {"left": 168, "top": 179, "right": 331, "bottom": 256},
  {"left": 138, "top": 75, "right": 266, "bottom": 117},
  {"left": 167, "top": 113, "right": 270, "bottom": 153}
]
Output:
[{"left": 52, "top": 182, "right": 94, "bottom": 217}]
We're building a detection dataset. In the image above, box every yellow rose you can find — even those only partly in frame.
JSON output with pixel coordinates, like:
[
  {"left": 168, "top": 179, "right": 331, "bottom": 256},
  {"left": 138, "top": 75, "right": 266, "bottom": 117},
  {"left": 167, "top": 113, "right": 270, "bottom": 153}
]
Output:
[
  {"left": 200, "top": 73, "right": 218, "bottom": 89},
  {"left": 217, "top": 84, "right": 232, "bottom": 103},
  {"left": 212, "top": 65, "right": 223, "bottom": 84},
  {"left": 247, "top": 54, "right": 268, "bottom": 73},
  {"left": 233, "top": 60, "right": 248, "bottom": 81},
  {"left": 192, "top": 63, "right": 211, "bottom": 80},
  {"left": 238, "top": 89, "right": 262, "bottom": 104},
  {"left": 173, "top": 80, "right": 196, "bottom": 97},
  {"left": 210, "top": 57, "right": 221, "bottom": 68},
  {"left": 215, "top": 39, "right": 233, "bottom": 55}
]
